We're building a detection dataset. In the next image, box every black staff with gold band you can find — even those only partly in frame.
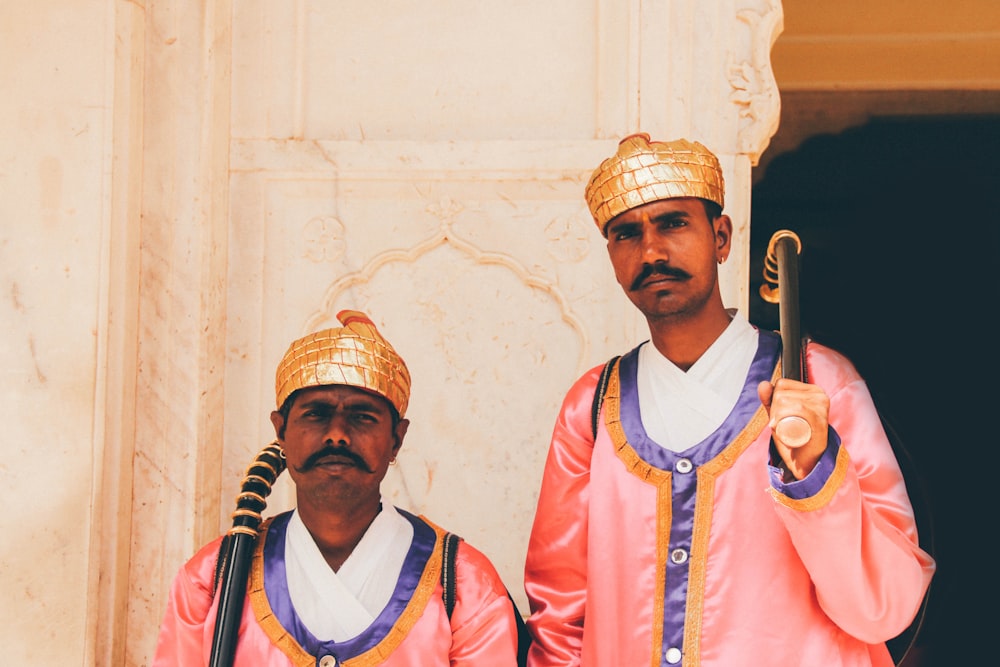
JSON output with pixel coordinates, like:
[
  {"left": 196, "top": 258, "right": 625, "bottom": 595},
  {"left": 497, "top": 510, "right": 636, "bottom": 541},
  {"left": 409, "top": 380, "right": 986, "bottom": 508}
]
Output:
[
  {"left": 759, "top": 229, "right": 811, "bottom": 447},
  {"left": 209, "top": 441, "right": 286, "bottom": 667}
]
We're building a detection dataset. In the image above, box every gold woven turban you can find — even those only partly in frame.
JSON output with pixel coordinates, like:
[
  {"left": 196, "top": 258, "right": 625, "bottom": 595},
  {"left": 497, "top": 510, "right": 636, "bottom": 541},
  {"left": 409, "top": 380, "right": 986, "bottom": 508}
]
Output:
[
  {"left": 274, "top": 310, "right": 411, "bottom": 418},
  {"left": 585, "top": 133, "right": 725, "bottom": 234}
]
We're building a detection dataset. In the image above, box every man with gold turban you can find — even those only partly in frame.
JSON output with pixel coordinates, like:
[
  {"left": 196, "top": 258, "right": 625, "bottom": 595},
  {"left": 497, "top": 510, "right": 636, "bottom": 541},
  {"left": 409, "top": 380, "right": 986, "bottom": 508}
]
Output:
[
  {"left": 522, "top": 134, "right": 934, "bottom": 666},
  {"left": 153, "top": 310, "right": 521, "bottom": 666}
]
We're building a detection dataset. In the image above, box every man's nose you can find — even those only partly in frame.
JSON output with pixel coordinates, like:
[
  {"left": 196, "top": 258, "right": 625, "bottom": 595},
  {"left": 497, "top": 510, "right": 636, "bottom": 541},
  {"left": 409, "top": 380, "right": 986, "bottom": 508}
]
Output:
[
  {"left": 640, "top": 230, "right": 668, "bottom": 262},
  {"left": 323, "top": 413, "right": 352, "bottom": 446}
]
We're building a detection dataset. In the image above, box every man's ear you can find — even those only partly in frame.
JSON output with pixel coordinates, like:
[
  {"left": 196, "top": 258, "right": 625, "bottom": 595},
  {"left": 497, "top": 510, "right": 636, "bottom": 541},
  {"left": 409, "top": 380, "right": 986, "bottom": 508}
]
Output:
[
  {"left": 270, "top": 410, "right": 286, "bottom": 441},
  {"left": 392, "top": 418, "right": 410, "bottom": 457},
  {"left": 715, "top": 214, "right": 733, "bottom": 255}
]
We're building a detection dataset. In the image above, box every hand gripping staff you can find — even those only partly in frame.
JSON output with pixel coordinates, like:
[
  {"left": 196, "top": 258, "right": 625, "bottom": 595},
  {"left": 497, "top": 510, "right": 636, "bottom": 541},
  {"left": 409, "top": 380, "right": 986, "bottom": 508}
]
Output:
[
  {"left": 758, "top": 230, "right": 934, "bottom": 666},
  {"left": 759, "top": 229, "right": 811, "bottom": 446},
  {"left": 209, "top": 441, "right": 287, "bottom": 667}
]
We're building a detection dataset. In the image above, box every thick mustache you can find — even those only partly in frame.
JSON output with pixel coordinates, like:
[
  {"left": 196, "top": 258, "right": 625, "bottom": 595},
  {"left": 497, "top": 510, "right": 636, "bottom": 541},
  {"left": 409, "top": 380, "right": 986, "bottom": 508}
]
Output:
[
  {"left": 630, "top": 262, "right": 690, "bottom": 291},
  {"left": 298, "top": 445, "right": 373, "bottom": 474}
]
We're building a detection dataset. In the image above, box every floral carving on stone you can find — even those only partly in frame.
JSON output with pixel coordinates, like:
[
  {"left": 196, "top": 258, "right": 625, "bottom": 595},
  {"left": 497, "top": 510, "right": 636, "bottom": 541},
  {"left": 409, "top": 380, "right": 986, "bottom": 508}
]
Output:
[{"left": 302, "top": 215, "right": 346, "bottom": 263}]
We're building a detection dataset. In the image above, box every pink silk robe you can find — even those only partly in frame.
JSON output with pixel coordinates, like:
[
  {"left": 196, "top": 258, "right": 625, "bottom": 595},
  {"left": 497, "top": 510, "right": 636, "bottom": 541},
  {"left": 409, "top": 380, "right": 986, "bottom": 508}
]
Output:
[
  {"left": 153, "top": 510, "right": 519, "bottom": 666},
  {"left": 524, "top": 332, "right": 935, "bottom": 667}
]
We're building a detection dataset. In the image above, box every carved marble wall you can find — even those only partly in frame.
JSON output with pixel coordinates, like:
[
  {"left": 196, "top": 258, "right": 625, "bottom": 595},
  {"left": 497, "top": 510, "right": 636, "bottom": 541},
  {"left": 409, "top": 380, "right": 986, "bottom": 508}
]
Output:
[{"left": 0, "top": 1, "right": 782, "bottom": 665}]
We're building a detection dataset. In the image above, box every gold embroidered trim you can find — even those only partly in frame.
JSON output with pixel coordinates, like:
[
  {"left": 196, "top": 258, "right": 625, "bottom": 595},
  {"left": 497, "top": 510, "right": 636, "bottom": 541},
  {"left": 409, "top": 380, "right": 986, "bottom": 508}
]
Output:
[
  {"left": 651, "top": 477, "right": 674, "bottom": 667},
  {"left": 767, "top": 445, "right": 851, "bottom": 511},
  {"left": 682, "top": 407, "right": 769, "bottom": 667},
  {"left": 249, "top": 518, "right": 314, "bottom": 667},
  {"left": 604, "top": 360, "right": 673, "bottom": 487},
  {"left": 602, "top": 361, "right": 672, "bottom": 667},
  {"left": 249, "top": 515, "right": 446, "bottom": 666},
  {"left": 603, "top": 358, "right": 773, "bottom": 667}
]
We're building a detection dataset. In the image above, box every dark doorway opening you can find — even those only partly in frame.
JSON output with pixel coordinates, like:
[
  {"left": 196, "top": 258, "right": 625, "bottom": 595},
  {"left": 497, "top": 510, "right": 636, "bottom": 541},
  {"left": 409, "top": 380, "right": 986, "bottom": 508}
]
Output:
[{"left": 749, "top": 98, "right": 999, "bottom": 666}]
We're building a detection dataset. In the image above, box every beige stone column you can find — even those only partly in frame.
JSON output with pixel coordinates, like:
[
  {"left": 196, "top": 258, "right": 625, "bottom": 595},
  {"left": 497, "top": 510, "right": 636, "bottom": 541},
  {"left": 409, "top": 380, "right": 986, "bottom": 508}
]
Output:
[{"left": 123, "top": 0, "right": 234, "bottom": 664}]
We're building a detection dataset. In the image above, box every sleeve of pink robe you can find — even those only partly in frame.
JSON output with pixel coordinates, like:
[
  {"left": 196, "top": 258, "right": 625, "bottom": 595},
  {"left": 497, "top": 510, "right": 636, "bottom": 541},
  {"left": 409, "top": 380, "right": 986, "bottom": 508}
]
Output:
[
  {"left": 766, "top": 342, "right": 936, "bottom": 643},
  {"left": 151, "top": 537, "right": 225, "bottom": 667},
  {"left": 523, "top": 365, "right": 603, "bottom": 667},
  {"left": 447, "top": 540, "right": 521, "bottom": 666}
]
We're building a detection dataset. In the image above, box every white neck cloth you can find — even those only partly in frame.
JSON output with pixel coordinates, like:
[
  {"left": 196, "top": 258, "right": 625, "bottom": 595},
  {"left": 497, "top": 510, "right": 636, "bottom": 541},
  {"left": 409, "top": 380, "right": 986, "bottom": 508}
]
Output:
[
  {"left": 637, "top": 311, "right": 758, "bottom": 452},
  {"left": 284, "top": 501, "right": 414, "bottom": 641}
]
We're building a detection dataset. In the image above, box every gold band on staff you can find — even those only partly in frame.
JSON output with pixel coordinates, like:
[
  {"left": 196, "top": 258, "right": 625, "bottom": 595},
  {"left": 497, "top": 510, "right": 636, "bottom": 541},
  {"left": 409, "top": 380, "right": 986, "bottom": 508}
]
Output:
[
  {"left": 227, "top": 525, "right": 260, "bottom": 538},
  {"left": 244, "top": 460, "right": 279, "bottom": 477},
  {"left": 242, "top": 474, "right": 272, "bottom": 487},
  {"left": 759, "top": 229, "right": 802, "bottom": 304},
  {"left": 236, "top": 491, "right": 266, "bottom": 505}
]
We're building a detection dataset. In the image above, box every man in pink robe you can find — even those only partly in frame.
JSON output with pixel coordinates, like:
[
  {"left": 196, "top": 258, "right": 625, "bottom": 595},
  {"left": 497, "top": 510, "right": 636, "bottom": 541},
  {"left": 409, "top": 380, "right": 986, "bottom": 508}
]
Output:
[
  {"left": 153, "top": 311, "right": 520, "bottom": 666},
  {"left": 523, "top": 135, "right": 935, "bottom": 667}
]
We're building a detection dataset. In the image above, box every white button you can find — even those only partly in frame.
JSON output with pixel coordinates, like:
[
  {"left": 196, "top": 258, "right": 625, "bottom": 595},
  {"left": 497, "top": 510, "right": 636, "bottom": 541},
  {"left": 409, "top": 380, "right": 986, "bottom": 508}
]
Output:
[
  {"left": 670, "top": 548, "right": 688, "bottom": 564},
  {"left": 319, "top": 656, "right": 338, "bottom": 667},
  {"left": 665, "top": 646, "right": 682, "bottom": 663},
  {"left": 676, "top": 458, "right": 693, "bottom": 473}
]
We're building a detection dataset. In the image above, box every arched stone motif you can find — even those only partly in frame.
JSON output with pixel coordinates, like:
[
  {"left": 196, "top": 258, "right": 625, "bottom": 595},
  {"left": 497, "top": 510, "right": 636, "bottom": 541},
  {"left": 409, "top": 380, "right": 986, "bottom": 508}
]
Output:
[
  {"left": 304, "top": 210, "right": 589, "bottom": 371},
  {"left": 291, "top": 211, "right": 590, "bottom": 602}
]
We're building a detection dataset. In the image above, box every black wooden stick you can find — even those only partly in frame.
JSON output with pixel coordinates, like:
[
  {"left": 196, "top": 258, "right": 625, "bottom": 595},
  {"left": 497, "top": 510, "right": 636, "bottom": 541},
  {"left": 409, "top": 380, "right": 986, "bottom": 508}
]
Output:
[
  {"left": 761, "top": 230, "right": 810, "bottom": 446},
  {"left": 773, "top": 232, "right": 803, "bottom": 382},
  {"left": 208, "top": 442, "right": 286, "bottom": 667}
]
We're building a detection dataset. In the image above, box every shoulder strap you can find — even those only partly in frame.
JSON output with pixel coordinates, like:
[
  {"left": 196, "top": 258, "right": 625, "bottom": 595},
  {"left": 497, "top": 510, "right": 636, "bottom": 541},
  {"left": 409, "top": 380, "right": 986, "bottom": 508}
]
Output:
[
  {"left": 591, "top": 356, "right": 621, "bottom": 439},
  {"left": 441, "top": 531, "right": 461, "bottom": 619},
  {"left": 509, "top": 592, "right": 531, "bottom": 667},
  {"left": 441, "top": 531, "right": 531, "bottom": 666},
  {"left": 212, "top": 534, "right": 232, "bottom": 597}
]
